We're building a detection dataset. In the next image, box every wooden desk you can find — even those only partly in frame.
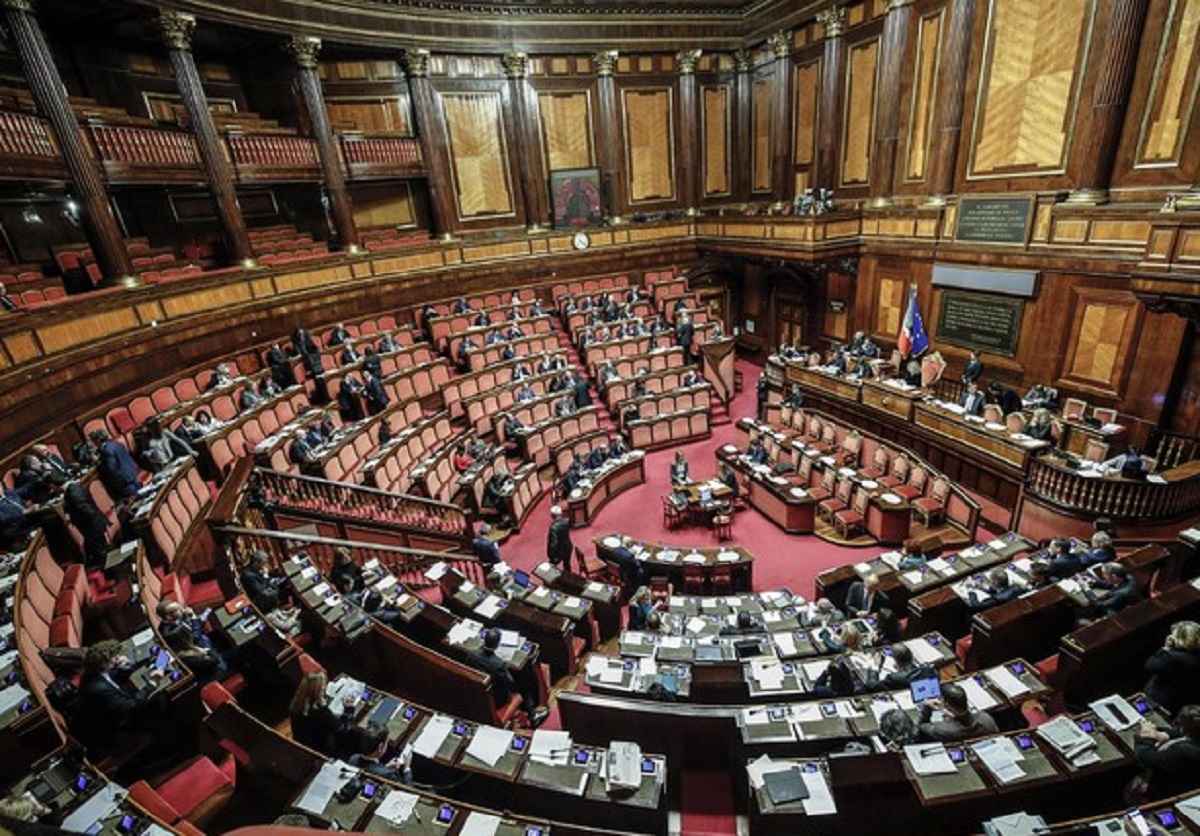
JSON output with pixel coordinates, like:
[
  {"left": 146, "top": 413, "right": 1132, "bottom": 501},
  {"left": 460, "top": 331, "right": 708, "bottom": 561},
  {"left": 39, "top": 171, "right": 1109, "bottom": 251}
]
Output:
[
  {"left": 565, "top": 452, "right": 647, "bottom": 527},
  {"left": 860, "top": 378, "right": 924, "bottom": 422},
  {"left": 787, "top": 365, "right": 862, "bottom": 406},
  {"left": 913, "top": 401, "right": 1047, "bottom": 471},
  {"left": 716, "top": 447, "right": 815, "bottom": 534},
  {"left": 594, "top": 534, "right": 754, "bottom": 592}
]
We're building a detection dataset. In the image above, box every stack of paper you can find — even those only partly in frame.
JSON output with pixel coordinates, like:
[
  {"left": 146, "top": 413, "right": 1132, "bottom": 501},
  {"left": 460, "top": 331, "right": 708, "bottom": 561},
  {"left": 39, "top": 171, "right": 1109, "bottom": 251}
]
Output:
[
  {"left": 460, "top": 812, "right": 502, "bottom": 836},
  {"left": 294, "top": 761, "right": 355, "bottom": 815},
  {"left": 374, "top": 789, "right": 420, "bottom": 825},
  {"left": 960, "top": 677, "right": 1000, "bottom": 711},
  {"left": 904, "top": 744, "right": 957, "bottom": 776},
  {"left": 447, "top": 619, "right": 483, "bottom": 646},
  {"left": 750, "top": 659, "right": 785, "bottom": 690},
  {"left": 529, "top": 729, "right": 572, "bottom": 765},
  {"left": 1036, "top": 716, "right": 1098, "bottom": 765},
  {"left": 971, "top": 736, "right": 1025, "bottom": 783},
  {"left": 906, "top": 639, "right": 943, "bottom": 665},
  {"left": 984, "top": 666, "right": 1030, "bottom": 699}
]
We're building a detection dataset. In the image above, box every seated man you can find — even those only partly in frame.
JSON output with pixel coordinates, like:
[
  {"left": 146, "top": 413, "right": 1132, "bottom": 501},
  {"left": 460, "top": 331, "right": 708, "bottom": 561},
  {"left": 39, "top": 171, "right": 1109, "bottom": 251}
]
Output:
[
  {"left": 872, "top": 643, "right": 936, "bottom": 692},
  {"left": 608, "top": 535, "right": 643, "bottom": 588},
  {"left": 346, "top": 722, "right": 412, "bottom": 784},
  {"left": 784, "top": 384, "right": 805, "bottom": 410},
  {"left": 967, "top": 567, "right": 1021, "bottom": 611},
  {"left": 961, "top": 382, "right": 985, "bottom": 417},
  {"left": 845, "top": 574, "right": 889, "bottom": 617},
  {"left": 472, "top": 523, "right": 502, "bottom": 568},
  {"left": 467, "top": 629, "right": 548, "bottom": 726},
  {"left": 1046, "top": 536, "right": 1082, "bottom": 580},
  {"left": 72, "top": 640, "right": 174, "bottom": 764},
  {"left": 586, "top": 444, "right": 607, "bottom": 470},
  {"left": 917, "top": 682, "right": 999, "bottom": 742},
  {"left": 1083, "top": 562, "right": 1142, "bottom": 617},
  {"left": 1133, "top": 705, "right": 1200, "bottom": 800},
  {"left": 608, "top": 435, "right": 629, "bottom": 459},
  {"left": 746, "top": 436, "right": 769, "bottom": 466}
]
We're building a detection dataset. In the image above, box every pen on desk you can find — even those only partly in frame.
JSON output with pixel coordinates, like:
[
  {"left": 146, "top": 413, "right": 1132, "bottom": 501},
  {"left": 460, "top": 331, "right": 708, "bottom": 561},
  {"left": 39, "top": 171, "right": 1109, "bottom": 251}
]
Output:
[{"left": 917, "top": 746, "right": 942, "bottom": 757}]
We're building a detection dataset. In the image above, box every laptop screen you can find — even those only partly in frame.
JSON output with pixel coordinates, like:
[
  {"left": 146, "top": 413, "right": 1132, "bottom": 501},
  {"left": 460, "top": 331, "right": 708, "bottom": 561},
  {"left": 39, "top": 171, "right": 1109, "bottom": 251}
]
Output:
[
  {"left": 513, "top": 570, "right": 530, "bottom": 588},
  {"left": 909, "top": 675, "right": 941, "bottom": 703}
]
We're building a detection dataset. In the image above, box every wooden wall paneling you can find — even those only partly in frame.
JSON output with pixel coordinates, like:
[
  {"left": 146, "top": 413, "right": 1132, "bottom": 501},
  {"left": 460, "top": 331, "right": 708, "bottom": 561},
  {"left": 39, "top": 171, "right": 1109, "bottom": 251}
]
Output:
[
  {"left": 1058, "top": 286, "right": 1143, "bottom": 398},
  {"left": 349, "top": 181, "right": 416, "bottom": 229},
  {"left": 324, "top": 96, "right": 413, "bottom": 135},
  {"left": 815, "top": 8, "right": 848, "bottom": 191},
  {"left": 769, "top": 32, "right": 795, "bottom": 206},
  {"left": 677, "top": 51, "right": 702, "bottom": 214},
  {"left": 701, "top": 83, "right": 732, "bottom": 198},
  {"left": 504, "top": 54, "right": 550, "bottom": 231},
  {"left": 898, "top": 4, "right": 945, "bottom": 190},
  {"left": 1121, "top": 308, "right": 1187, "bottom": 437},
  {"left": 536, "top": 86, "right": 597, "bottom": 174},
  {"left": 869, "top": 3, "right": 915, "bottom": 207},
  {"left": 793, "top": 57, "right": 822, "bottom": 194},
  {"left": 964, "top": 0, "right": 1098, "bottom": 186},
  {"left": 874, "top": 268, "right": 907, "bottom": 338},
  {"left": 928, "top": 0, "right": 980, "bottom": 200},
  {"left": 823, "top": 266, "right": 852, "bottom": 342},
  {"left": 1113, "top": 0, "right": 1200, "bottom": 191},
  {"left": 440, "top": 87, "right": 518, "bottom": 221},
  {"left": 733, "top": 52, "right": 753, "bottom": 201},
  {"left": 840, "top": 34, "right": 881, "bottom": 190},
  {"left": 751, "top": 72, "right": 774, "bottom": 193},
  {"left": 621, "top": 85, "right": 677, "bottom": 204}
]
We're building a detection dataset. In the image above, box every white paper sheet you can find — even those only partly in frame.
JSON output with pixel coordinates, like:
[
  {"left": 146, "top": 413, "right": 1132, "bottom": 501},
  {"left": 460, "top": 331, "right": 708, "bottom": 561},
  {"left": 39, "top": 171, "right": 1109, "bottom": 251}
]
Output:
[
  {"left": 904, "top": 744, "right": 957, "bottom": 776},
  {"left": 61, "top": 783, "right": 124, "bottom": 832},
  {"left": 460, "top": 812, "right": 502, "bottom": 836},
  {"left": 971, "top": 736, "right": 1025, "bottom": 783},
  {"left": 465, "top": 725, "right": 514, "bottom": 767},
  {"left": 802, "top": 769, "right": 837, "bottom": 815},
  {"left": 412, "top": 714, "right": 455, "bottom": 758},
  {"left": 530, "top": 729, "right": 572, "bottom": 764},
  {"left": 984, "top": 666, "right": 1030, "bottom": 699},
  {"left": 293, "top": 761, "right": 354, "bottom": 815},
  {"left": 374, "top": 789, "right": 420, "bottom": 825},
  {"left": 960, "top": 676, "right": 1000, "bottom": 711}
]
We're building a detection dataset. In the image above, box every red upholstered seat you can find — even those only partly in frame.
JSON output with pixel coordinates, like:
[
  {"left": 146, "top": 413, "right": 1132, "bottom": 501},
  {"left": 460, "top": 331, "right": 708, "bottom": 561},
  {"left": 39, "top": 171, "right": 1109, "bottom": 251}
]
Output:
[
  {"left": 200, "top": 681, "right": 237, "bottom": 712},
  {"left": 154, "top": 755, "right": 236, "bottom": 821}
]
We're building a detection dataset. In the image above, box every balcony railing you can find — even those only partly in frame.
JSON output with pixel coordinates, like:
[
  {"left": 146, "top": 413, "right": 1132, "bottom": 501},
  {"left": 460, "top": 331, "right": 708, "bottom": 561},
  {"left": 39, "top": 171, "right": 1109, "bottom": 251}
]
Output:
[
  {"left": 1025, "top": 456, "right": 1200, "bottom": 520},
  {"left": 340, "top": 134, "right": 425, "bottom": 178},
  {"left": 0, "top": 110, "right": 56, "bottom": 158},
  {"left": 226, "top": 133, "right": 320, "bottom": 181},
  {"left": 89, "top": 123, "right": 199, "bottom": 166}
]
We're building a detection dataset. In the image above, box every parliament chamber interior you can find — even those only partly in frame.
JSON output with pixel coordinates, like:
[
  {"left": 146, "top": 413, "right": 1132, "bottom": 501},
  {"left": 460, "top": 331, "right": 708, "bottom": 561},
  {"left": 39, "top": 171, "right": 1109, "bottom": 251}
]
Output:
[{"left": 2, "top": 0, "right": 1200, "bottom": 833}]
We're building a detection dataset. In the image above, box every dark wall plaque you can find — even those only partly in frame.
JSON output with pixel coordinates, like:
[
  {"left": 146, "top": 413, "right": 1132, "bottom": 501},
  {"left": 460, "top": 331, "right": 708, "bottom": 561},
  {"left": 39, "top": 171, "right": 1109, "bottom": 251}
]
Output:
[
  {"left": 955, "top": 196, "right": 1034, "bottom": 244},
  {"left": 935, "top": 290, "right": 1024, "bottom": 356}
]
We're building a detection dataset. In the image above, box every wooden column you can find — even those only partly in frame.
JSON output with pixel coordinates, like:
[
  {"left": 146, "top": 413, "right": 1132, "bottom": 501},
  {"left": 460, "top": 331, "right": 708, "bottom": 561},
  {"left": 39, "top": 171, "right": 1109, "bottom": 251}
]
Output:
[
  {"left": 733, "top": 49, "right": 753, "bottom": 203},
  {"left": 869, "top": 0, "right": 916, "bottom": 208},
  {"left": 925, "top": 0, "right": 978, "bottom": 205},
  {"left": 287, "top": 35, "right": 360, "bottom": 251},
  {"left": 676, "top": 49, "right": 702, "bottom": 216},
  {"left": 158, "top": 11, "right": 255, "bottom": 266},
  {"left": 402, "top": 49, "right": 458, "bottom": 240},
  {"left": 594, "top": 50, "right": 626, "bottom": 224},
  {"left": 815, "top": 7, "right": 846, "bottom": 193},
  {"left": 503, "top": 52, "right": 550, "bottom": 232},
  {"left": 1067, "top": 0, "right": 1150, "bottom": 205},
  {"left": 768, "top": 31, "right": 794, "bottom": 208},
  {"left": 2, "top": 0, "right": 134, "bottom": 286}
]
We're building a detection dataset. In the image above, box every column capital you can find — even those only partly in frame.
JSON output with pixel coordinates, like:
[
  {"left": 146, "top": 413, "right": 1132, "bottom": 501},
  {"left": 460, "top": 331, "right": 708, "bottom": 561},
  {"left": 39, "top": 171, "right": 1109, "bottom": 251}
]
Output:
[
  {"left": 816, "top": 6, "right": 847, "bottom": 39},
  {"left": 733, "top": 48, "right": 752, "bottom": 73},
  {"left": 401, "top": 48, "right": 430, "bottom": 78},
  {"left": 1, "top": 0, "right": 35, "bottom": 13},
  {"left": 885, "top": 0, "right": 916, "bottom": 10},
  {"left": 676, "top": 48, "right": 702, "bottom": 75},
  {"left": 502, "top": 51, "right": 528, "bottom": 79},
  {"left": 767, "top": 30, "right": 792, "bottom": 60},
  {"left": 594, "top": 50, "right": 619, "bottom": 77},
  {"left": 286, "top": 35, "right": 321, "bottom": 70},
  {"left": 157, "top": 10, "right": 196, "bottom": 51}
]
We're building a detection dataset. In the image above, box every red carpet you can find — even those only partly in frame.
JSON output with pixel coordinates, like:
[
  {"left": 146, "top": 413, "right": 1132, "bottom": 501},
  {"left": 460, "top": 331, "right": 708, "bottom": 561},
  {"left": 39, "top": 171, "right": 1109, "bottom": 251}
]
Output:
[
  {"left": 678, "top": 771, "right": 738, "bottom": 836},
  {"left": 496, "top": 359, "right": 915, "bottom": 601}
]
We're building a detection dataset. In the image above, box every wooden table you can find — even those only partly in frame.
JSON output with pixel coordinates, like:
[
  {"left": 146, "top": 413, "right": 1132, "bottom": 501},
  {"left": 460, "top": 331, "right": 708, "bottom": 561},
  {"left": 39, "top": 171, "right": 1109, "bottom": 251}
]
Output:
[{"left": 594, "top": 534, "right": 754, "bottom": 592}]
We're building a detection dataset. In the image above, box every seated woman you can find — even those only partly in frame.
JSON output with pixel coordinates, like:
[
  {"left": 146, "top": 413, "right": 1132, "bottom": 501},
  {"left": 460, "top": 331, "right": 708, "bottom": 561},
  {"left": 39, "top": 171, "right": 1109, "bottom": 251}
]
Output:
[
  {"left": 288, "top": 671, "right": 352, "bottom": 757},
  {"left": 1023, "top": 408, "right": 1055, "bottom": 442},
  {"left": 159, "top": 620, "right": 227, "bottom": 685},
  {"left": 628, "top": 586, "right": 655, "bottom": 631}
]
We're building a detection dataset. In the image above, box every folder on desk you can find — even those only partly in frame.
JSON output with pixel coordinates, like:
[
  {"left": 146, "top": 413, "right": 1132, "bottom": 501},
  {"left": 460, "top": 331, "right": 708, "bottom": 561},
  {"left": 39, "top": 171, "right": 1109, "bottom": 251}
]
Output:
[
  {"left": 369, "top": 697, "right": 401, "bottom": 726},
  {"left": 764, "top": 768, "right": 809, "bottom": 805}
]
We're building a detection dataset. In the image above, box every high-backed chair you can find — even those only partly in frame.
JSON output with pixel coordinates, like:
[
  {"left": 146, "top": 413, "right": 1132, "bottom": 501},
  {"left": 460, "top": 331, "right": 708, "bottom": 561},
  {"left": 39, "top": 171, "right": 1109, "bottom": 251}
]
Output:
[
  {"left": 1083, "top": 437, "right": 1109, "bottom": 463},
  {"left": 859, "top": 446, "right": 890, "bottom": 480},
  {"left": 818, "top": 478, "right": 853, "bottom": 523},
  {"left": 833, "top": 489, "right": 869, "bottom": 540},
  {"left": 912, "top": 477, "right": 950, "bottom": 527},
  {"left": 894, "top": 465, "right": 928, "bottom": 502},
  {"left": 1063, "top": 397, "right": 1088, "bottom": 421},
  {"left": 1092, "top": 406, "right": 1118, "bottom": 425},
  {"left": 878, "top": 454, "right": 909, "bottom": 488}
]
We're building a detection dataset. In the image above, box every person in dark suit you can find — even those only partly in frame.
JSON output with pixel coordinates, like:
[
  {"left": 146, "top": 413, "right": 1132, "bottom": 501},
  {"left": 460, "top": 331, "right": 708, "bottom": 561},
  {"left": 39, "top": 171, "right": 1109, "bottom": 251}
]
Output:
[
  {"left": 573, "top": 374, "right": 592, "bottom": 408},
  {"left": 362, "top": 347, "right": 383, "bottom": 380},
  {"left": 1083, "top": 563, "right": 1142, "bottom": 617},
  {"left": 32, "top": 444, "right": 72, "bottom": 480},
  {"left": 546, "top": 505, "right": 573, "bottom": 568},
  {"left": 292, "top": 326, "right": 318, "bottom": 356},
  {"left": 159, "top": 620, "right": 227, "bottom": 685},
  {"left": 346, "top": 722, "right": 412, "bottom": 784},
  {"left": 720, "top": 464, "right": 740, "bottom": 498},
  {"left": 1046, "top": 536, "right": 1082, "bottom": 580},
  {"left": 1144, "top": 621, "right": 1200, "bottom": 716},
  {"left": 265, "top": 342, "right": 298, "bottom": 388},
  {"left": 608, "top": 535, "right": 642, "bottom": 587},
  {"left": 72, "top": 640, "right": 170, "bottom": 763},
  {"left": 48, "top": 475, "right": 109, "bottom": 567},
  {"left": 206, "top": 363, "right": 235, "bottom": 391},
  {"left": 467, "top": 630, "right": 548, "bottom": 725},
  {"left": 960, "top": 382, "right": 985, "bottom": 417},
  {"left": 845, "top": 575, "right": 889, "bottom": 617},
  {"left": 0, "top": 489, "right": 30, "bottom": 552},
  {"left": 241, "top": 550, "right": 285, "bottom": 611},
  {"left": 330, "top": 547, "right": 365, "bottom": 596},
  {"left": 472, "top": 524, "right": 502, "bottom": 568},
  {"left": 559, "top": 462, "right": 581, "bottom": 498},
  {"left": 90, "top": 429, "right": 141, "bottom": 502},
  {"left": 961, "top": 350, "right": 983, "bottom": 384},
  {"left": 989, "top": 381, "right": 1022, "bottom": 416},
  {"left": 363, "top": 374, "right": 389, "bottom": 416},
  {"left": 377, "top": 333, "right": 400, "bottom": 354},
  {"left": 1080, "top": 531, "right": 1117, "bottom": 568},
  {"left": 746, "top": 436, "right": 769, "bottom": 466},
  {"left": 453, "top": 297, "right": 472, "bottom": 315},
  {"left": 1134, "top": 705, "right": 1200, "bottom": 800},
  {"left": 872, "top": 643, "right": 936, "bottom": 692},
  {"left": 327, "top": 323, "right": 351, "bottom": 346},
  {"left": 917, "top": 683, "right": 999, "bottom": 742},
  {"left": 337, "top": 376, "right": 365, "bottom": 422},
  {"left": 608, "top": 435, "right": 628, "bottom": 459},
  {"left": 288, "top": 671, "right": 352, "bottom": 757},
  {"left": 290, "top": 429, "right": 317, "bottom": 467},
  {"left": 784, "top": 385, "right": 805, "bottom": 410},
  {"left": 967, "top": 568, "right": 1021, "bottom": 610},
  {"left": 675, "top": 313, "right": 695, "bottom": 364},
  {"left": 339, "top": 341, "right": 362, "bottom": 366},
  {"left": 1023, "top": 408, "right": 1055, "bottom": 443}
]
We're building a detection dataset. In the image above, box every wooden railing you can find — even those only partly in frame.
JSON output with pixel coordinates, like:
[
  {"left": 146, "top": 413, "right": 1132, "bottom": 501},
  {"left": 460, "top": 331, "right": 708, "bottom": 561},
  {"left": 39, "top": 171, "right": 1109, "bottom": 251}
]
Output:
[
  {"left": 1149, "top": 428, "right": 1200, "bottom": 471},
  {"left": 340, "top": 134, "right": 423, "bottom": 168},
  {"left": 1025, "top": 456, "right": 1200, "bottom": 520},
  {"left": 88, "top": 122, "right": 199, "bottom": 168},
  {"left": 214, "top": 525, "right": 486, "bottom": 589},
  {"left": 0, "top": 110, "right": 56, "bottom": 157},
  {"left": 225, "top": 133, "right": 319, "bottom": 174},
  {"left": 252, "top": 467, "right": 472, "bottom": 539}
]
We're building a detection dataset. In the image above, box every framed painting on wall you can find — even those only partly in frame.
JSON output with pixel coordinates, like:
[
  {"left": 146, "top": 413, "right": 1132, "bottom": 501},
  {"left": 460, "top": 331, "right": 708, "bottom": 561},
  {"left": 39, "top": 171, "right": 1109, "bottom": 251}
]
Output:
[{"left": 550, "top": 167, "right": 602, "bottom": 229}]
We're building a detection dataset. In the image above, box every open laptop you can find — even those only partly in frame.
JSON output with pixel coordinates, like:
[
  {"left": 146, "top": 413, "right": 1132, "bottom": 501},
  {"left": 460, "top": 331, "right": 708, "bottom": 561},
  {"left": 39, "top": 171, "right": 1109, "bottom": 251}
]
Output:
[{"left": 909, "top": 674, "right": 941, "bottom": 704}]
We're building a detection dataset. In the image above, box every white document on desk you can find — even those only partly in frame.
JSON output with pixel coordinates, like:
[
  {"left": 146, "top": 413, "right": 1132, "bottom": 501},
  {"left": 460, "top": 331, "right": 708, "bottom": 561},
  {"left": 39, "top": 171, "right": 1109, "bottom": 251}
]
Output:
[
  {"left": 599, "top": 665, "right": 624, "bottom": 683},
  {"left": 476, "top": 596, "right": 505, "bottom": 619},
  {"left": 460, "top": 812, "right": 502, "bottom": 836},
  {"left": 61, "top": 783, "right": 124, "bottom": 832},
  {"left": 904, "top": 744, "right": 957, "bottom": 776},
  {"left": 584, "top": 655, "right": 608, "bottom": 678},
  {"left": 960, "top": 676, "right": 1000, "bottom": 711},
  {"left": 800, "top": 659, "right": 829, "bottom": 682},
  {"left": 294, "top": 761, "right": 353, "bottom": 815},
  {"left": 984, "top": 666, "right": 1030, "bottom": 699},
  {"left": 906, "top": 639, "right": 943, "bottom": 665},
  {"left": 412, "top": 714, "right": 455, "bottom": 758},
  {"left": 1089, "top": 695, "right": 1140, "bottom": 731},
  {"left": 773, "top": 632, "right": 798, "bottom": 657},
  {"left": 971, "top": 736, "right": 1025, "bottom": 784},
  {"left": 530, "top": 729, "right": 572, "bottom": 764},
  {"left": 374, "top": 789, "right": 420, "bottom": 825},
  {"left": 0, "top": 684, "right": 30, "bottom": 715},
  {"left": 747, "top": 754, "right": 794, "bottom": 790},
  {"left": 1175, "top": 793, "right": 1200, "bottom": 829},
  {"left": 465, "top": 725, "right": 514, "bottom": 767},
  {"left": 802, "top": 769, "right": 837, "bottom": 815}
]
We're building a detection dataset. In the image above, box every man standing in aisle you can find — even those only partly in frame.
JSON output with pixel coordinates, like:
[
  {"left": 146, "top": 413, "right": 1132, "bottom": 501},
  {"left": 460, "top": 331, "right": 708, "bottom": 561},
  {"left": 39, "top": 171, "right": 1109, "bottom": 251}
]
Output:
[{"left": 547, "top": 505, "right": 573, "bottom": 570}]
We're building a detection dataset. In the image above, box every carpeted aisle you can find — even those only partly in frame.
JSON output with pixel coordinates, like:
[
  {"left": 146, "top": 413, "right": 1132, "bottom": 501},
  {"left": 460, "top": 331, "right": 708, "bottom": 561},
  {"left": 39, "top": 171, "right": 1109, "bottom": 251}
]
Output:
[{"left": 496, "top": 359, "right": 894, "bottom": 599}]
